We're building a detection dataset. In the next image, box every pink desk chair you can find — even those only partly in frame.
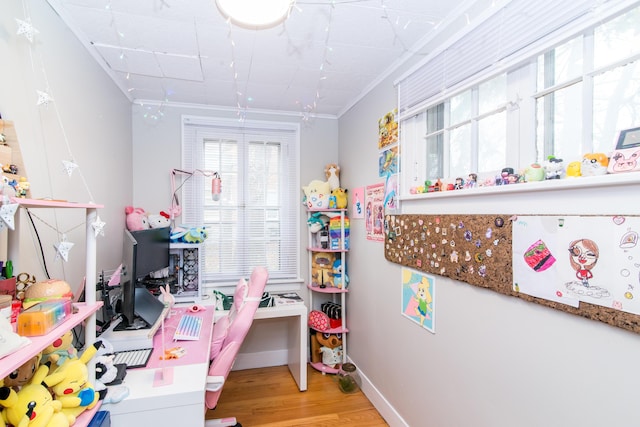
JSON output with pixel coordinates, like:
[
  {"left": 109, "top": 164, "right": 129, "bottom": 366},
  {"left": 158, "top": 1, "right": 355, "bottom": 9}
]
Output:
[{"left": 205, "top": 266, "right": 268, "bottom": 427}]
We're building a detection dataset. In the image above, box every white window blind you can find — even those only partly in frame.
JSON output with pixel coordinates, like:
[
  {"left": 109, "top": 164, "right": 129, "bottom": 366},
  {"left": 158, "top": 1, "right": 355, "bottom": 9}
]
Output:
[
  {"left": 181, "top": 116, "right": 300, "bottom": 284},
  {"left": 397, "top": 0, "right": 616, "bottom": 117}
]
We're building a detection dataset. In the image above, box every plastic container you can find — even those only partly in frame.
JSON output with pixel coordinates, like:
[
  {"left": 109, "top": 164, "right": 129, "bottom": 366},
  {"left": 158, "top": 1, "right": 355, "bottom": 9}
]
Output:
[{"left": 337, "top": 362, "right": 361, "bottom": 394}]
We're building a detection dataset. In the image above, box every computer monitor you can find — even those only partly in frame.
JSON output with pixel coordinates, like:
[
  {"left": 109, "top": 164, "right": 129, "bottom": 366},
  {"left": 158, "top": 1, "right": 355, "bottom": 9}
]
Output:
[{"left": 118, "top": 227, "right": 170, "bottom": 329}]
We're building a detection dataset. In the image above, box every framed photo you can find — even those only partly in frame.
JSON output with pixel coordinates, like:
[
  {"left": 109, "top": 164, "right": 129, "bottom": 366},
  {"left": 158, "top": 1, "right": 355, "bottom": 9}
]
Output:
[
  {"left": 401, "top": 268, "right": 435, "bottom": 333},
  {"left": 615, "top": 126, "right": 640, "bottom": 149}
]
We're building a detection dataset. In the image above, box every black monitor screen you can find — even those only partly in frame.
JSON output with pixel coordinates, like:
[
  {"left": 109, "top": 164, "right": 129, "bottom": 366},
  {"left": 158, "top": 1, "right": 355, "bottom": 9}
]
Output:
[
  {"left": 130, "top": 227, "right": 170, "bottom": 281},
  {"left": 118, "top": 227, "right": 170, "bottom": 328}
]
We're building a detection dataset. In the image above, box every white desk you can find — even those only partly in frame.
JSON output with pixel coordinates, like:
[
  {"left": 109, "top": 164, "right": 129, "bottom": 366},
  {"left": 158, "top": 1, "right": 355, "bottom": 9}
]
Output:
[
  {"left": 254, "top": 304, "right": 307, "bottom": 392},
  {"left": 102, "top": 306, "right": 214, "bottom": 427},
  {"left": 215, "top": 303, "right": 308, "bottom": 392}
]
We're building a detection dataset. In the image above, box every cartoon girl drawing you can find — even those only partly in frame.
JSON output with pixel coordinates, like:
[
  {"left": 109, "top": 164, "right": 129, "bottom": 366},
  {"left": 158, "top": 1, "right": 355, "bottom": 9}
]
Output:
[
  {"left": 414, "top": 277, "right": 433, "bottom": 326},
  {"left": 568, "top": 238, "right": 599, "bottom": 288}
]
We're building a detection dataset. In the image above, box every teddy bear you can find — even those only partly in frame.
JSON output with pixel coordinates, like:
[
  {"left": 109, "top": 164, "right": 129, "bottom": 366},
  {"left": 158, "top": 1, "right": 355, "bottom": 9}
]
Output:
[
  {"left": 170, "top": 225, "right": 208, "bottom": 243},
  {"left": 124, "top": 206, "right": 150, "bottom": 231},
  {"left": 310, "top": 331, "right": 343, "bottom": 368}
]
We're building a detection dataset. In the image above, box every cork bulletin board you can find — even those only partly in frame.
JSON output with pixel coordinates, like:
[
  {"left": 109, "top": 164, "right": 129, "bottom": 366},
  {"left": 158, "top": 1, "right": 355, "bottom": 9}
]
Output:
[{"left": 384, "top": 214, "right": 640, "bottom": 335}]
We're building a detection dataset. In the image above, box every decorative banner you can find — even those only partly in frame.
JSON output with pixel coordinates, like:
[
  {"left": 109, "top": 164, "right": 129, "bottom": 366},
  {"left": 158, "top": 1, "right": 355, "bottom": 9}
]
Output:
[
  {"left": 365, "top": 183, "right": 385, "bottom": 241},
  {"left": 401, "top": 268, "right": 436, "bottom": 333},
  {"left": 350, "top": 186, "right": 364, "bottom": 219}
]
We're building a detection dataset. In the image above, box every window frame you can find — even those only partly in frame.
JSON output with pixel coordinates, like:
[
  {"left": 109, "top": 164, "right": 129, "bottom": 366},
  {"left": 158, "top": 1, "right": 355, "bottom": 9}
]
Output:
[{"left": 181, "top": 115, "right": 301, "bottom": 288}]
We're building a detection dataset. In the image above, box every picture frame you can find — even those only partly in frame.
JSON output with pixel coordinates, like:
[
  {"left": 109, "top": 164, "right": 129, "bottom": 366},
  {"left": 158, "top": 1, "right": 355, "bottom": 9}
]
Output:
[{"left": 614, "top": 126, "right": 640, "bottom": 150}]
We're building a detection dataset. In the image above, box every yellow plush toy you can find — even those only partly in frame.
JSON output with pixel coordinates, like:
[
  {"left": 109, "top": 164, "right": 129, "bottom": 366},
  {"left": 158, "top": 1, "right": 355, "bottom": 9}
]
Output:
[
  {"left": 43, "top": 342, "right": 101, "bottom": 426},
  {"left": 41, "top": 331, "right": 77, "bottom": 368},
  {"left": 331, "top": 188, "right": 348, "bottom": 209},
  {"left": 0, "top": 363, "right": 69, "bottom": 427}
]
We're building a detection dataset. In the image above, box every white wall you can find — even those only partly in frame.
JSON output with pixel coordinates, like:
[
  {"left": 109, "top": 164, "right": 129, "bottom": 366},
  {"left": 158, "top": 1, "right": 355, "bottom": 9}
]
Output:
[
  {"left": 339, "top": 66, "right": 640, "bottom": 427},
  {"left": 131, "top": 104, "right": 339, "bottom": 361},
  {"left": 0, "top": 0, "right": 132, "bottom": 294}
]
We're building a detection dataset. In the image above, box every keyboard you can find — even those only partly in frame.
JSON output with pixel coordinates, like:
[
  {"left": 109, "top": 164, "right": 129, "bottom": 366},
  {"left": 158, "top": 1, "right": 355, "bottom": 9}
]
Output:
[
  {"left": 173, "top": 314, "right": 203, "bottom": 341},
  {"left": 112, "top": 348, "right": 153, "bottom": 369}
]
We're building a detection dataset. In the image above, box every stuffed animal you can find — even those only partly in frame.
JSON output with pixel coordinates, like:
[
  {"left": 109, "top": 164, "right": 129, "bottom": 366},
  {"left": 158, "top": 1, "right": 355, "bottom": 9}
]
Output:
[
  {"left": 543, "top": 156, "right": 565, "bottom": 179},
  {"left": 331, "top": 188, "right": 348, "bottom": 209},
  {"left": 41, "top": 330, "right": 77, "bottom": 368},
  {"left": 310, "top": 331, "right": 343, "bottom": 368},
  {"left": 170, "top": 226, "right": 207, "bottom": 243},
  {"left": 124, "top": 206, "right": 150, "bottom": 231},
  {"left": 43, "top": 342, "right": 101, "bottom": 425},
  {"left": 566, "top": 161, "right": 581, "bottom": 177},
  {"left": 324, "top": 164, "right": 340, "bottom": 191},
  {"left": 302, "top": 180, "right": 331, "bottom": 209},
  {"left": 148, "top": 211, "right": 170, "bottom": 229},
  {"left": 0, "top": 363, "right": 69, "bottom": 427},
  {"left": 311, "top": 252, "right": 335, "bottom": 288},
  {"left": 307, "top": 212, "right": 329, "bottom": 234},
  {"left": 2, "top": 352, "right": 42, "bottom": 390},
  {"left": 332, "top": 259, "right": 349, "bottom": 289},
  {"left": 581, "top": 153, "right": 609, "bottom": 176}
]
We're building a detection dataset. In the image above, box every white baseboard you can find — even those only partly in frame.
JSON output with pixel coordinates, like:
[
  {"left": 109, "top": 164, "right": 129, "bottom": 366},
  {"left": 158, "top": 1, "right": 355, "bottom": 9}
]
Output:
[
  {"left": 355, "top": 358, "right": 409, "bottom": 427},
  {"left": 232, "top": 349, "right": 289, "bottom": 371},
  {"left": 233, "top": 350, "right": 407, "bottom": 427}
]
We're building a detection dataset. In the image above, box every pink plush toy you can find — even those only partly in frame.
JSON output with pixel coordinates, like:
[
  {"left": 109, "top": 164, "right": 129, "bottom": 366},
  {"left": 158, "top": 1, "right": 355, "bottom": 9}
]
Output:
[{"left": 125, "top": 206, "right": 150, "bottom": 231}]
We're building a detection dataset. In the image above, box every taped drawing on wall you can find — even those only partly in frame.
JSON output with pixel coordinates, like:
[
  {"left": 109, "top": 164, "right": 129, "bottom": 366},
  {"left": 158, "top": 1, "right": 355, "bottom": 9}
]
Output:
[
  {"left": 512, "top": 215, "right": 640, "bottom": 315},
  {"left": 401, "top": 268, "right": 435, "bottom": 333}
]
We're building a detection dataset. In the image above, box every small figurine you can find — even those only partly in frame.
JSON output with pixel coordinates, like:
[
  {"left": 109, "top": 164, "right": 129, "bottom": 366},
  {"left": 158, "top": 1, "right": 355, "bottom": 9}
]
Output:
[
  {"left": 543, "top": 156, "right": 565, "bottom": 179},
  {"left": 454, "top": 177, "right": 465, "bottom": 189},
  {"left": 465, "top": 173, "right": 477, "bottom": 188}
]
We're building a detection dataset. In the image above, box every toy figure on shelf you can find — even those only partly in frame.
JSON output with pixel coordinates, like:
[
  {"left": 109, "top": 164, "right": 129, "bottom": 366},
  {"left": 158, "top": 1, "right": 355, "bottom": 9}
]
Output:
[
  {"left": 310, "top": 331, "right": 343, "bottom": 368},
  {"left": 543, "top": 156, "right": 565, "bottom": 179},
  {"left": 311, "top": 252, "right": 335, "bottom": 288},
  {"left": 523, "top": 163, "right": 545, "bottom": 182},
  {"left": 581, "top": 153, "right": 609, "bottom": 176},
  {"left": 465, "top": 173, "right": 478, "bottom": 188},
  {"left": 41, "top": 330, "right": 77, "bottom": 367},
  {"left": 44, "top": 341, "right": 101, "bottom": 425},
  {"left": 454, "top": 177, "right": 465, "bottom": 189},
  {"left": 0, "top": 363, "right": 69, "bottom": 427},
  {"left": 332, "top": 259, "right": 349, "bottom": 289},
  {"left": 324, "top": 163, "right": 340, "bottom": 191}
]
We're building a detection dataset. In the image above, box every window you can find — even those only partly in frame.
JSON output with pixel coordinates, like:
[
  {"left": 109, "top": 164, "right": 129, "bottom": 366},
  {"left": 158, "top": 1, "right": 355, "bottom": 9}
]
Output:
[
  {"left": 398, "top": 1, "right": 640, "bottom": 196},
  {"left": 181, "top": 116, "right": 300, "bottom": 285}
]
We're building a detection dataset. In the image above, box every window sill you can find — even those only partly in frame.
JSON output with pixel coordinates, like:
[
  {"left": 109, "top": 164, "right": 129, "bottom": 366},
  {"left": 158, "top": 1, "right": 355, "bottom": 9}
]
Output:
[{"left": 400, "top": 173, "right": 640, "bottom": 201}]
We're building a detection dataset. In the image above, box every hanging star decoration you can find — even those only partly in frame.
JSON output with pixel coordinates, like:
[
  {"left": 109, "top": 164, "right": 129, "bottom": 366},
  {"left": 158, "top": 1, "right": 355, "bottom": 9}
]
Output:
[
  {"left": 54, "top": 235, "right": 74, "bottom": 262},
  {"left": 92, "top": 215, "right": 106, "bottom": 237},
  {"left": 36, "top": 90, "right": 53, "bottom": 107},
  {"left": 15, "top": 18, "right": 39, "bottom": 43},
  {"left": 62, "top": 160, "right": 79, "bottom": 177},
  {"left": 0, "top": 203, "right": 19, "bottom": 230}
]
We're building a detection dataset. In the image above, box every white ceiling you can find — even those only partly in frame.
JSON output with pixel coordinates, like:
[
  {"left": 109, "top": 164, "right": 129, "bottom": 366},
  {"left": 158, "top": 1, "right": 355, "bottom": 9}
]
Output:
[{"left": 46, "top": 0, "right": 481, "bottom": 117}]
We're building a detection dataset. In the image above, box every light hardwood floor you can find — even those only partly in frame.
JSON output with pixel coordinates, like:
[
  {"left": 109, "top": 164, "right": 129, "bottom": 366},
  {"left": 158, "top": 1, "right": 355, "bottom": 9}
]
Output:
[{"left": 206, "top": 365, "right": 389, "bottom": 426}]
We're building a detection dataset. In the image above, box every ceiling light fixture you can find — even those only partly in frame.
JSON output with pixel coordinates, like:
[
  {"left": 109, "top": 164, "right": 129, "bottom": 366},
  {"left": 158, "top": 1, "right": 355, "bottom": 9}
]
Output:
[{"left": 215, "top": 0, "right": 295, "bottom": 30}]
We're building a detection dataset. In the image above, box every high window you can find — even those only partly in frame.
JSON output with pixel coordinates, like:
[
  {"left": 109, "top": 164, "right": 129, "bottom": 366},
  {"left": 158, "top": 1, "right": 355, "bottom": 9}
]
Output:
[{"left": 398, "top": 1, "right": 640, "bottom": 196}]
